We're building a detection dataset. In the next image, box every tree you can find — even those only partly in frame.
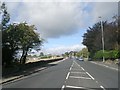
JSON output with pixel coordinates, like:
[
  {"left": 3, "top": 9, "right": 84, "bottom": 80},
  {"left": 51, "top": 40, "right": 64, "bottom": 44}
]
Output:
[
  {"left": 2, "top": 24, "right": 19, "bottom": 66},
  {"left": 40, "top": 52, "right": 44, "bottom": 57},
  {"left": 76, "top": 48, "right": 89, "bottom": 58},
  {"left": 2, "top": 22, "right": 43, "bottom": 66},
  {"left": 82, "top": 16, "right": 118, "bottom": 59},
  {"left": 0, "top": 2, "right": 10, "bottom": 31},
  {"left": 11, "top": 23, "right": 43, "bottom": 64},
  {"left": 82, "top": 22, "right": 102, "bottom": 58},
  {"left": 1, "top": 2, "right": 13, "bottom": 67},
  {"left": 1, "top": 3, "right": 43, "bottom": 67},
  {"left": 64, "top": 52, "right": 69, "bottom": 57}
]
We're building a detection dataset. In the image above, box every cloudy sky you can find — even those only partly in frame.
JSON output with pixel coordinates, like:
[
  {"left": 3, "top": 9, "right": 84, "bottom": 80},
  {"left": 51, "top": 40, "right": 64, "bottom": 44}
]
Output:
[{"left": 1, "top": 0, "right": 118, "bottom": 55}]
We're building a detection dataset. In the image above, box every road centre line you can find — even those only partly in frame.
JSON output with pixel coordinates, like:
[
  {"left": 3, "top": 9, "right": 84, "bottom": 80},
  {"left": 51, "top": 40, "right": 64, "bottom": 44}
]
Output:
[
  {"left": 74, "top": 61, "right": 80, "bottom": 66},
  {"left": 66, "top": 85, "right": 85, "bottom": 89},
  {"left": 100, "top": 85, "right": 106, "bottom": 90},
  {"left": 70, "top": 61, "right": 74, "bottom": 71},
  {"left": 66, "top": 72, "right": 70, "bottom": 80},
  {"left": 86, "top": 72, "right": 95, "bottom": 80},
  {"left": 71, "top": 63, "right": 74, "bottom": 67},
  {"left": 61, "top": 85, "right": 65, "bottom": 90},
  {"left": 71, "top": 60, "right": 105, "bottom": 90},
  {"left": 69, "top": 67, "right": 72, "bottom": 71},
  {"left": 74, "top": 61, "right": 95, "bottom": 80},
  {"left": 81, "top": 67, "right": 85, "bottom": 71},
  {"left": 61, "top": 61, "right": 73, "bottom": 90},
  {"left": 69, "top": 76, "right": 92, "bottom": 79}
]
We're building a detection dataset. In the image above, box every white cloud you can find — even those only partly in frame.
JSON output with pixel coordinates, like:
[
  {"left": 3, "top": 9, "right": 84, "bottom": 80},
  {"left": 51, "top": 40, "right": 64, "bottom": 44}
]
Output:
[
  {"left": 1, "top": 0, "right": 119, "bottom": 2},
  {"left": 1, "top": 1, "right": 118, "bottom": 55},
  {"left": 40, "top": 44, "right": 86, "bottom": 55},
  {"left": 11, "top": 2, "right": 87, "bottom": 39},
  {"left": 92, "top": 2, "right": 118, "bottom": 23},
  {"left": 4, "top": 1, "right": 118, "bottom": 39}
]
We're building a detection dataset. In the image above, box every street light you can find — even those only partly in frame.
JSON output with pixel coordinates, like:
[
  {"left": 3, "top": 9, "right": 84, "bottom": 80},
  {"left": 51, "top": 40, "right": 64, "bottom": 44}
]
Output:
[{"left": 99, "top": 16, "right": 105, "bottom": 62}]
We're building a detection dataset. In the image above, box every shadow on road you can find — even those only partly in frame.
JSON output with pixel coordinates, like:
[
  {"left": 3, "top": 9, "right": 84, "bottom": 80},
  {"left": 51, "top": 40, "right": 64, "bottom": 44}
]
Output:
[{"left": 2, "top": 59, "right": 62, "bottom": 79}]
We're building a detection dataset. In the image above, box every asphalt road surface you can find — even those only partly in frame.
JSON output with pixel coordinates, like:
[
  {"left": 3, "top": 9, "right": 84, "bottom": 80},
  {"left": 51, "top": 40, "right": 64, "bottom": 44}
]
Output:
[{"left": 2, "top": 58, "right": 118, "bottom": 90}]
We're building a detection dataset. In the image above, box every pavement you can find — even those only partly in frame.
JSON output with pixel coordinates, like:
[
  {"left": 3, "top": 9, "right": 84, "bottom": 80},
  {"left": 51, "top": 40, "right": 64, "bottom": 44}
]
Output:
[{"left": 2, "top": 58, "right": 119, "bottom": 89}]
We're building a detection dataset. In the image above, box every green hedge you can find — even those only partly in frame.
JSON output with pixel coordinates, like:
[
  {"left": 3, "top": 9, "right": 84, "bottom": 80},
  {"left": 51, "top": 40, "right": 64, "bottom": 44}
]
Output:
[{"left": 94, "top": 50, "right": 119, "bottom": 60}]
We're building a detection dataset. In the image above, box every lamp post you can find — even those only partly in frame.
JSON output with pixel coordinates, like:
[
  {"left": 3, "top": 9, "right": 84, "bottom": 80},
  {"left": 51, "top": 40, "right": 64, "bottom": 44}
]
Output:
[{"left": 99, "top": 16, "right": 105, "bottom": 62}]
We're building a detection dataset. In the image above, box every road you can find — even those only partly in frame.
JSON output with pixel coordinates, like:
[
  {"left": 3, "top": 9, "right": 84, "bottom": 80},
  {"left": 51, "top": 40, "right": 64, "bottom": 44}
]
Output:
[{"left": 2, "top": 58, "right": 118, "bottom": 89}]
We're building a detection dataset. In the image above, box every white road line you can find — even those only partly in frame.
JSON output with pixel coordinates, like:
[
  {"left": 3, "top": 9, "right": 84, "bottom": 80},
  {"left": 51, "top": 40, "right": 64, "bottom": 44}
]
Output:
[
  {"left": 86, "top": 72, "right": 95, "bottom": 80},
  {"left": 96, "top": 81, "right": 98, "bottom": 83},
  {"left": 74, "top": 61, "right": 81, "bottom": 67},
  {"left": 69, "top": 67, "right": 72, "bottom": 71},
  {"left": 70, "top": 61, "right": 74, "bottom": 71},
  {"left": 91, "top": 61, "right": 118, "bottom": 71},
  {"left": 66, "top": 85, "right": 85, "bottom": 89},
  {"left": 61, "top": 85, "right": 65, "bottom": 90},
  {"left": 100, "top": 85, "right": 106, "bottom": 90},
  {"left": 81, "top": 67, "right": 85, "bottom": 71},
  {"left": 69, "top": 76, "right": 92, "bottom": 79},
  {"left": 66, "top": 72, "right": 70, "bottom": 79},
  {"left": 71, "top": 62, "right": 74, "bottom": 67},
  {"left": 70, "top": 72, "right": 86, "bottom": 74}
]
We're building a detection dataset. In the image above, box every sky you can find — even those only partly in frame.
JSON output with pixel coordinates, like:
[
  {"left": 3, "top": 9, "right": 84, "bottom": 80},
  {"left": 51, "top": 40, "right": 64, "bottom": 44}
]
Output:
[{"left": 0, "top": 0, "right": 118, "bottom": 55}]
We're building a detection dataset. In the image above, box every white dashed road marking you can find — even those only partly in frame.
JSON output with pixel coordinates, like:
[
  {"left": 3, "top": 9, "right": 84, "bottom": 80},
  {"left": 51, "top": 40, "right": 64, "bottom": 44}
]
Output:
[
  {"left": 81, "top": 67, "right": 85, "bottom": 71},
  {"left": 62, "top": 60, "right": 106, "bottom": 90},
  {"left": 69, "top": 67, "right": 72, "bottom": 71},
  {"left": 66, "top": 72, "right": 70, "bottom": 80},
  {"left": 66, "top": 85, "right": 85, "bottom": 89},
  {"left": 100, "top": 85, "right": 106, "bottom": 90},
  {"left": 69, "top": 76, "right": 92, "bottom": 79},
  {"left": 86, "top": 72, "right": 95, "bottom": 80},
  {"left": 70, "top": 72, "right": 86, "bottom": 74},
  {"left": 61, "top": 85, "right": 65, "bottom": 90}
]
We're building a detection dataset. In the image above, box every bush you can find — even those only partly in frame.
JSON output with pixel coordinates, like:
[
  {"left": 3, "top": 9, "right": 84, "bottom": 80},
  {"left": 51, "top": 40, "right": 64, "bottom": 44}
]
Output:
[
  {"left": 94, "top": 50, "right": 119, "bottom": 60},
  {"left": 109, "top": 50, "right": 119, "bottom": 59},
  {"left": 94, "top": 50, "right": 103, "bottom": 59}
]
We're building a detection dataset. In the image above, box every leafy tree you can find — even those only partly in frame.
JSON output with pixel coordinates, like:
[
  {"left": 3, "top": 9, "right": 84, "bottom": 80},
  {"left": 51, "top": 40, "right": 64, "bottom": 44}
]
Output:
[
  {"left": 40, "top": 52, "right": 44, "bottom": 57},
  {"left": 76, "top": 48, "right": 89, "bottom": 58},
  {"left": 2, "top": 22, "right": 43, "bottom": 66},
  {"left": 2, "top": 24, "right": 19, "bottom": 66},
  {"left": 9, "top": 23, "right": 43, "bottom": 64},
  {"left": 64, "top": 52, "right": 69, "bottom": 57},
  {"left": 1, "top": 3, "right": 43, "bottom": 67},
  {"left": 83, "top": 16, "right": 119, "bottom": 59},
  {"left": 82, "top": 22, "right": 102, "bottom": 57}
]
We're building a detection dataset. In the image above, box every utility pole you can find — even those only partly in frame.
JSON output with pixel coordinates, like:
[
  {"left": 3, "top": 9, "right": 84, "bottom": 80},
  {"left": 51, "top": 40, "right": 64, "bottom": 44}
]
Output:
[{"left": 99, "top": 16, "right": 105, "bottom": 62}]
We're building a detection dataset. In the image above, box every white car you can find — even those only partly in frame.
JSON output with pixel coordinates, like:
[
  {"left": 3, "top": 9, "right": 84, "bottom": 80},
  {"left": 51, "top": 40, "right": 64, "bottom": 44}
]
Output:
[{"left": 79, "top": 58, "right": 84, "bottom": 61}]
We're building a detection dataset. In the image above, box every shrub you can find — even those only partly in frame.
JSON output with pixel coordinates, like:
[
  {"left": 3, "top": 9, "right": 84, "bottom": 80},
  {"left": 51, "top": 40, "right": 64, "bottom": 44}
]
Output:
[
  {"left": 94, "top": 50, "right": 119, "bottom": 60},
  {"left": 94, "top": 50, "right": 103, "bottom": 59}
]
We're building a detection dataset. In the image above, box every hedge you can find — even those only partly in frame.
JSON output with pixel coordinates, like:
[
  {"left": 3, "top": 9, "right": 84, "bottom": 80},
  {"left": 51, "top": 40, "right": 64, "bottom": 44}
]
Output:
[{"left": 94, "top": 50, "right": 119, "bottom": 60}]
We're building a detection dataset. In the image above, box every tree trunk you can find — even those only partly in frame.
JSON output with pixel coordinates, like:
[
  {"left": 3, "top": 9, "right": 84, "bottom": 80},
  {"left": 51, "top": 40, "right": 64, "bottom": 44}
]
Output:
[
  {"left": 20, "top": 47, "right": 28, "bottom": 64},
  {"left": 22, "top": 50, "right": 28, "bottom": 64},
  {"left": 20, "top": 49, "right": 25, "bottom": 64}
]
